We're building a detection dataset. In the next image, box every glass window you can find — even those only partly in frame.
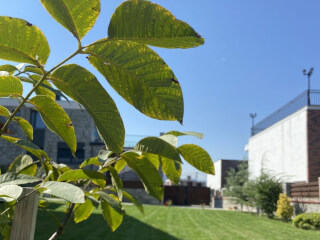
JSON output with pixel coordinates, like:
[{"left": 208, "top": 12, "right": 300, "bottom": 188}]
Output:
[
  {"left": 30, "top": 110, "right": 45, "bottom": 129},
  {"left": 57, "top": 142, "right": 85, "bottom": 165}
]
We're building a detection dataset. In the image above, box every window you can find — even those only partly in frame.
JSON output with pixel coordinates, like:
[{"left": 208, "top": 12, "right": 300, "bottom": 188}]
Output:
[
  {"left": 57, "top": 142, "right": 85, "bottom": 164},
  {"left": 30, "top": 110, "right": 45, "bottom": 129}
]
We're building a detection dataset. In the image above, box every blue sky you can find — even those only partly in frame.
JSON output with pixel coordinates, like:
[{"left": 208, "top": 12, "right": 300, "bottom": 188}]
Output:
[{"left": 1, "top": 0, "right": 320, "bottom": 181}]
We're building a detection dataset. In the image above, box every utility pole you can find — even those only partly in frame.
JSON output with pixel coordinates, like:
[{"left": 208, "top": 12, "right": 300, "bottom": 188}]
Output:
[
  {"left": 302, "top": 67, "right": 314, "bottom": 105},
  {"left": 250, "top": 113, "right": 257, "bottom": 136}
]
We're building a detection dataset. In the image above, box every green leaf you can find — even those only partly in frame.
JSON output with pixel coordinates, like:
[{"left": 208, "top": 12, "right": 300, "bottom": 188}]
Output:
[
  {"left": 122, "top": 152, "right": 163, "bottom": 201},
  {"left": 40, "top": 181, "right": 85, "bottom": 203},
  {"left": 101, "top": 198, "right": 123, "bottom": 232},
  {"left": 86, "top": 40, "right": 183, "bottom": 122},
  {"left": 18, "top": 164, "right": 37, "bottom": 176},
  {"left": 24, "top": 66, "right": 43, "bottom": 75},
  {"left": 0, "top": 106, "right": 10, "bottom": 117},
  {"left": 0, "top": 16, "right": 50, "bottom": 65},
  {"left": 29, "top": 95, "right": 77, "bottom": 155},
  {"left": 40, "top": 0, "right": 100, "bottom": 40},
  {"left": 8, "top": 155, "right": 33, "bottom": 173},
  {"left": 114, "top": 158, "right": 127, "bottom": 173},
  {"left": 166, "top": 131, "right": 204, "bottom": 139},
  {"left": 31, "top": 75, "right": 56, "bottom": 101},
  {"left": 74, "top": 198, "right": 94, "bottom": 223},
  {"left": 160, "top": 134, "right": 178, "bottom": 147},
  {"left": 135, "top": 137, "right": 181, "bottom": 162},
  {"left": 108, "top": 166, "right": 123, "bottom": 201},
  {"left": 160, "top": 157, "right": 181, "bottom": 185},
  {"left": 0, "top": 173, "right": 40, "bottom": 187},
  {"left": 108, "top": 0, "right": 204, "bottom": 49},
  {"left": 0, "top": 76, "right": 23, "bottom": 97},
  {"left": 51, "top": 64, "right": 124, "bottom": 153},
  {"left": 80, "top": 157, "right": 101, "bottom": 168},
  {"left": 0, "top": 64, "right": 18, "bottom": 74},
  {"left": 0, "top": 185, "right": 23, "bottom": 201},
  {"left": 13, "top": 117, "right": 33, "bottom": 140},
  {"left": 142, "top": 153, "right": 160, "bottom": 169},
  {"left": 97, "top": 191, "right": 125, "bottom": 215},
  {"left": 0, "top": 135, "right": 48, "bottom": 159},
  {"left": 122, "top": 190, "right": 144, "bottom": 215},
  {"left": 58, "top": 169, "right": 106, "bottom": 187},
  {"left": 177, "top": 144, "right": 214, "bottom": 175}
]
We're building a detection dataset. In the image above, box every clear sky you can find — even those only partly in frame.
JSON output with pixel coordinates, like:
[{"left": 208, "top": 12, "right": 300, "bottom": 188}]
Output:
[{"left": 1, "top": 0, "right": 320, "bottom": 181}]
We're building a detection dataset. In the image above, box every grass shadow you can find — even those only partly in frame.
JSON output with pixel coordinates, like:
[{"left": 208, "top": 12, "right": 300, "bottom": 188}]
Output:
[{"left": 35, "top": 209, "right": 180, "bottom": 240}]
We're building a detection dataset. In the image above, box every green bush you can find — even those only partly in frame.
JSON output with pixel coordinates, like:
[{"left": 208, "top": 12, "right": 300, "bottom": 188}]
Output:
[
  {"left": 276, "top": 193, "right": 293, "bottom": 221},
  {"left": 293, "top": 213, "right": 320, "bottom": 230}
]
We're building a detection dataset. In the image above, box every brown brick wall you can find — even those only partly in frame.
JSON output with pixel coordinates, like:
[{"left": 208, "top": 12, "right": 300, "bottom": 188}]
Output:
[{"left": 307, "top": 109, "right": 320, "bottom": 182}]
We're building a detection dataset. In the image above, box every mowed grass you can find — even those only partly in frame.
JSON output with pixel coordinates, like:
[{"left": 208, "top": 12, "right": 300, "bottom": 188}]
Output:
[{"left": 35, "top": 204, "right": 320, "bottom": 240}]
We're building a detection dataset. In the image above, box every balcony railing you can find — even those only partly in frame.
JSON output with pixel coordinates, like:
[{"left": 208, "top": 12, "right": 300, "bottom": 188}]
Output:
[{"left": 252, "top": 90, "right": 320, "bottom": 135}]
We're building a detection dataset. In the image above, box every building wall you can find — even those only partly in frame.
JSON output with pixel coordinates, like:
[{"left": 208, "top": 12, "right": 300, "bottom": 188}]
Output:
[
  {"left": 207, "top": 160, "right": 221, "bottom": 190},
  {"left": 247, "top": 107, "right": 308, "bottom": 182}
]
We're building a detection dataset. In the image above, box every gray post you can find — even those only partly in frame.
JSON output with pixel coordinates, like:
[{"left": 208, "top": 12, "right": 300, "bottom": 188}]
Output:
[{"left": 10, "top": 188, "right": 38, "bottom": 240}]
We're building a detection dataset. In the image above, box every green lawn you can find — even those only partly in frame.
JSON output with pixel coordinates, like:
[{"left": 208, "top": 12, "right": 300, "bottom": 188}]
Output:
[{"left": 35, "top": 204, "right": 320, "bottom": 240}]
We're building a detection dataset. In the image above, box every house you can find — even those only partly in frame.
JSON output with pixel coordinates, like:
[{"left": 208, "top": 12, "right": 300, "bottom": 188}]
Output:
[
  {"left": 245, "top": 90, "right": 320, "bottom": 182},
  {"left": 206, "top": 159, "right": 244, "bottom": 190}
]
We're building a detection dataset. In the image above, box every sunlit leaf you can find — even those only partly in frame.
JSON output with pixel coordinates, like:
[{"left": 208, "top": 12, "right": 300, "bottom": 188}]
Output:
[
  {"left": 86, "top": 40, "right": 183, "bottom": 122},
  {"left": 0, "top": 16, "right": 50, "bottom": 65},
  {"left": 0, "top": 185, "right": 23, "bottom": 202},
  {"left": 0, "top": 135, "right": 48, "bottom": 159},
  {"left": 0, "top": 106, "right": 10, "bottom": 117},
  {"left": 58, "top": 169, "right": 106, "bottom": 187},
  {"left": 24, "top": 66, "right": 43, "bottom": 75},
  {"left": 51, "top": 64, "right": 124, "bottom": 153},
  {"left": 8, "top": 155, "right": 33, "bottom": 173},
  {"left": 159, "top": 134, "right": 178, "bottom": 147},
  {"left": 29, "top": 96, "right": 76, "bottom": 155},
  {"left": 135, "top": 137, "right": 181, "bottom": 162},
  {"left": 0, "top": 173, "right": 40, "bottom": 187},
  {"left": 108, "top": 166, "right": 123, "bottom": 200},
  {"left": 80, "top": 157, "right": 101, "bottom": 168},
  {"left": 122, "top": 190, "right": 144, "bottom": 215},
  {"left": 40, "top": 0, "right": 100, "bottom": 40},
  {"left": 108, "top": 0, "right": 204, "bottom": 48},
  {"left": 160, "top": 156, "right": 181, "bottom": 185},
  {"left": 74, "top": 198, "right": 94, "bottom": 223},
  {"left": 178, "top": 144, "right": 214, "bottom": 175},
  {"left": 114, "top": 158, "right": 127, "bottom": 173},
  {"left": 13, "top": 117, "right": 33, "bottom": 140},
  {"left": 165, "top": 131, "right": 203, "bottom": 139},
  {"left": 101, "top": 198, "right": 123, "bottom": 232},
  {"left": 122, "top": 151, "right": 163, "bottom": 201},
  {"left": 0, "top": 76, "right": 23, "bottom": 97},
  {"left": 0, "top": 64, "right": 18, "bottom": 75},
  {"left": 40, "top": 181, "right": 85, "bottom": 203}
]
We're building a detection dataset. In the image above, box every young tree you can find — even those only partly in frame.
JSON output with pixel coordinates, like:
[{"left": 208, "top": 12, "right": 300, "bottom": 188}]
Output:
[
  {"left": 0, "top": 1, "right": 214, "bottom": 239},
  {"left": 225, "top": 161, "right": 249, "bottom": 211},
  {"left": 248, "top": 173, "right": 283, "bottom": 218}
]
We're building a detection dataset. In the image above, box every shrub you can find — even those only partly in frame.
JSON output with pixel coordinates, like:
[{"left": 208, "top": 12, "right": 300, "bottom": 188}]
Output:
[
  {"left": 276, "top": 193, "right": 293, "bottom": 221},
  {"left": 246, "top": 173, "right": 282, "bottom": 218},
  {"left": 293, "top": 213, "right": 320, "bottom": 230}
]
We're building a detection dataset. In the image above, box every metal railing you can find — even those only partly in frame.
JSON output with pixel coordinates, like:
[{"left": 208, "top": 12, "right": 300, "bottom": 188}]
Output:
[{"left": 252, "top": 90, "right": 320, "bottom": 135}]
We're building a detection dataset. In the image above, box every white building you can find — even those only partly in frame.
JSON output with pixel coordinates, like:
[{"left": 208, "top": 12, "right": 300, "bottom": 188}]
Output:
[{"left": 246, "top": 91, "right": 320, "bottom": 183}]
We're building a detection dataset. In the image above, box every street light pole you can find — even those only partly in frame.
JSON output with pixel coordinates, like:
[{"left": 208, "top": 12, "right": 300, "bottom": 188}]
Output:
[
  {"left": 303, "top": 67, "right": 314, "bottom": 106},
  {"left": 250, "top": 113, "right": 257, "bottom": 136}
]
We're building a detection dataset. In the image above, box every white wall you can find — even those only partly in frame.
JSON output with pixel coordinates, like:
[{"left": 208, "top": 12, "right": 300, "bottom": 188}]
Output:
[
  {"left": 207, "top": 160, "right": 221, "bottom": 189},
  {"left": 247, "top": 107, "right": 308, "bottom": 182}
]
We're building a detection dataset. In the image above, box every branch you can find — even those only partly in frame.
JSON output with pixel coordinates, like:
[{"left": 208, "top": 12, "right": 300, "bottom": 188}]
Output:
[{"left": 48, "top": 203, "right": 75, "bottom": 240}]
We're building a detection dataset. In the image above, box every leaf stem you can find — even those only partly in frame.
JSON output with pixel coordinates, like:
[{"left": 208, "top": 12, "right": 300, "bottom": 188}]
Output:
[{"left": 48, "top": 203, "right": 75, "bottom": 240}]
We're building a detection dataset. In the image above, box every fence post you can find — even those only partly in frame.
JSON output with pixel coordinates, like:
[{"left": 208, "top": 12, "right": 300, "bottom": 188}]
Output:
[{"left": 10, "top": 187, "right": 38, "bottom": 240}]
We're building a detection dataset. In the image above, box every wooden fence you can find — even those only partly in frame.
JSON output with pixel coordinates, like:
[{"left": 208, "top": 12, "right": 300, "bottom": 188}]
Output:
[
  {"left": 164, "top": 186, "right": 210, "bottom": 205},
  {"left": 289, "top": 181, "right": 319, "bottom": 198}
]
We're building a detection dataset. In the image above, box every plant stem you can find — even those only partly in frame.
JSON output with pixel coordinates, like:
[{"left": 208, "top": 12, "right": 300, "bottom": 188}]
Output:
[{"left": 48, "top": 203, "right": 75, "bottom": 240}]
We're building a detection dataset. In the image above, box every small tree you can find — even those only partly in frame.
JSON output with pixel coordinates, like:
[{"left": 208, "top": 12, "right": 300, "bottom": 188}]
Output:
[
  {"left": 276, "top": 193, "right": 293, "bottom": 222},
  {"left": 0, "top": 0, "right": 214, "bottom": 239},
  {"left": 250, "top": 173, "right": 283, "bottom": 218},
  {"left": 225, "top": 161, "right": 249, "bottom": 210}
]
